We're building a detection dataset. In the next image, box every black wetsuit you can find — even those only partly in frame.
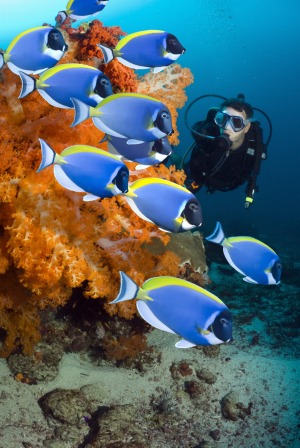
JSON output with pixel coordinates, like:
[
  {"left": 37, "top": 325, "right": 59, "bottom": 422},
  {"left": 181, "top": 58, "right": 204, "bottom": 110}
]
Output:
[{"left": 187, "top": 119, "right": 265, "bottom": 197}]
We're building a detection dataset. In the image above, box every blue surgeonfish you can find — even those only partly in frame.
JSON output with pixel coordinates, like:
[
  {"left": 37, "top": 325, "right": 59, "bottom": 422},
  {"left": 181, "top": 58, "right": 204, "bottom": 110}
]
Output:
[
  {"left": 57, "top": 0, "right": 109, "bottom": 23},
  {"left": 0, "top": 27, "right": 68, "bottom": 75},
  {"left": 111, "top": 272, "right": 233, "bottom": 348},
  {"left": 125, "top": 178, "right": 202, "bottom": 232},
  {"left": 98, "top": 30, "right": 185, "bottom": 73},
  {"left": 37, "top": 139, "right": 129, "bottom": 201},
  {"left": 206, "top": 222, "right": 282, "bottom": 285},
  {"left": 107, "top": 135, "right": 173, "bottom": 169},
  {"left": 71, "top": 93, "right": 173, "bottom": 144},
  {"left": 18, "top": 63, "right": 112, "bottom": 109}
]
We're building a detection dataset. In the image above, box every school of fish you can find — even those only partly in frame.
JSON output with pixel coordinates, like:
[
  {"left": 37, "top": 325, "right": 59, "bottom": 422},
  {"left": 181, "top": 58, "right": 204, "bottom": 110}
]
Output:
[{"left": 0, "top": 0, "right": 282, "bottom": 348}]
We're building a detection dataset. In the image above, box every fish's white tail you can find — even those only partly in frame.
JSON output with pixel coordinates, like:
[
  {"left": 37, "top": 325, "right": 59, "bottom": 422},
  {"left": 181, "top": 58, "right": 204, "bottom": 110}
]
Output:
[
  {"left": 37, "top": 139, "right": 56, "bottom": 172},
  {"left": 205, "top": 221, "right": 225, "bottom": 244},
  {"left": 56, "top": 10, "right": 68, "bottom": 24},
  {"left": 110, "top": 271, "right": 139, "bottom": 304},
  {"left": 98, "top": 44, "right": 114, "bottom": 64},
  {"left": 18, "top": 72, "right": 36, "bottom": 98},
  {"left": 0, "top": 53, "right": 5, "bottom": 70},
  {"left": 70, "top": 97, "right": 91, "bottom": 127}
]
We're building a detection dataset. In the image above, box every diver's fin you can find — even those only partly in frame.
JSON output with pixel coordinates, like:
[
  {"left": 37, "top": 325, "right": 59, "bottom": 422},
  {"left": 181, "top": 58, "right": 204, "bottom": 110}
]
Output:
[
  {"left": 205, "top": 221, "right": 225, "bottom": 245},
  {"left": 83, "top": 194, "right": 100, "bottom": 202},
  {"left": 53, "top": 165, "right": 85, "bottom": 192},
  {"left": 97, "top": 44, "right": 114, "bottom": 64},
  {"left": 137, "top": 301, "right": 176, "bottom": 334},
  {"left": 110, "top": 271, "right": 139, "bottom": 304},
  {"left": 18, "top": 72, "right": 36, "bottom": 98},
  {"left": 70, "top": 97, "right": 91, "bottom": 127},
  {"left": 37, "top": 139, "right": 56, "bottom": 172},
  {"left": 0, "top": 53, "right": 4, "bottom": 70},
  {"left": 175, "top": 340, "right": 196, "bottom": 349}
]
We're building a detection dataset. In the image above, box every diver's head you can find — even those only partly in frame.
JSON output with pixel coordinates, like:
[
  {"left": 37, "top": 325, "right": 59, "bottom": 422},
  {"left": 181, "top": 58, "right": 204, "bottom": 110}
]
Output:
[
  {"left": 211, "top": 309, "right": 233, "bottom": 342},
  {"left": 215, "top": 97, "right": 254, "bottom": 150}
]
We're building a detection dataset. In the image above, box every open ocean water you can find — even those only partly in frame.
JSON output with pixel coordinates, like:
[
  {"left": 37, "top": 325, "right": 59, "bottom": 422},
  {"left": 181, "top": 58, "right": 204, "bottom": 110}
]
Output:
[{"left": 0, "top": 1, "right": 299, "bottom": 447}]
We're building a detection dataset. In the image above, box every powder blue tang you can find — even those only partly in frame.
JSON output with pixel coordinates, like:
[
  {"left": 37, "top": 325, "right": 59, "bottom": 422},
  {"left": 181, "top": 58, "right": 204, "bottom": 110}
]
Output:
[
  {"left": 125, "top": 177, "right": 202, "bottom": 232},
  {"left": 18, "top": 63, "right": 112, "bottom": 109},
  {"left": 206, "top": 222, "right": 282, "bottom": 285},
  {"left": 111, "top": 272, "right": 233, "bottom": 348},
  {"left": 0, "top": 26, "right": 67, "bottom": 75},
  {"left": 98, "top": 30, "right": 185, "bottom": 72},
  {"left": 57, "top": 0, "right": 109, "bottom": 21},
  {"left": 71, "top": 93, "right": 173, "bottom": 143},
  {"left": 37, "top": 139, "right": 129, "bottom": 201},
  {"left": 107, "top": 135, "right": 173, "bottom": 169}
]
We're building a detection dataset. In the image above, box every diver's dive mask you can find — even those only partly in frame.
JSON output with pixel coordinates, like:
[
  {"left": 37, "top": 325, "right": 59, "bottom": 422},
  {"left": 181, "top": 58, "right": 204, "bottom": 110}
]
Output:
[{"left": 214, "top": 111, "right": 249, "bottom": 132}]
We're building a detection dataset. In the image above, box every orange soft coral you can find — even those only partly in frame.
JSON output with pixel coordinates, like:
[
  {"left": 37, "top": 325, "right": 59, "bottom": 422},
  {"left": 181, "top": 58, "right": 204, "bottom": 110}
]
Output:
[
  {"left": 137, "top": 64, "right": 194, "bottom": 145},
  {"left": 0, "top": 19, "right": 196, "bottom": 356}
]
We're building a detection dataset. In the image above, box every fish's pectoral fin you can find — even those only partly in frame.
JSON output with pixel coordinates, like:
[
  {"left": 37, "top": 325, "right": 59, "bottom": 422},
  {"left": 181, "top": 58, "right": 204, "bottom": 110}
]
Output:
[
  {"left": 137, "top": 301, "right": 176, "bottom": 333},
  {"left": 175, "top": 340, "right": 196, "bottom": 349},
  {"left": 127, "top": 139, "right": 145, "bottom": 145}
]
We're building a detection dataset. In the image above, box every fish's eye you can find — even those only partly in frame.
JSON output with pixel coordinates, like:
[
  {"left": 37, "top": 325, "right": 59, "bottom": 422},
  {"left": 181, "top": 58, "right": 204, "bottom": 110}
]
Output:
[
  {"left": 161, "top": 111, "right": 170, "bottom": 119},
  {"left": 220, "top": 318, "right": 229, "bottom": 326},
  {"left": 100, "top": 78, "right": 109, "bottom": 85},
  {"left": 189, "top": 202, "right": 198, "bottom": 211}
]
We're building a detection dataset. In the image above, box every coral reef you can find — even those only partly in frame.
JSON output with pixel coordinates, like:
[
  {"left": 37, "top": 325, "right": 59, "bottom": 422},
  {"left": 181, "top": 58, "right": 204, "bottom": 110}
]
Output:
[
  {"left": 0, "top": 20, "right": 198, "bottom": 356},
  {"left": 137, "top": 64, "right": 194, "bottom": 145}
]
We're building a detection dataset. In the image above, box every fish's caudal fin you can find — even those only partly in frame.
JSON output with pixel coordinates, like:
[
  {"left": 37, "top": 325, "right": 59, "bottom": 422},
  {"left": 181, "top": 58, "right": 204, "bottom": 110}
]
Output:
[
  {"left": 70, "top": 98, "right": 91, "bottom": 127},
  {"left": 56, "top": 10, "right": 68, "bottom": 24},
  {"left": 0, "top": 53, "right": 5, "bottom": 70},
  {"left": 110, "top": 271, "right": 139, "bottom": 304},
  {"left": 18, "top": 72, "right": 36, "bottom": 98},
  {"left": 98, "top": 44, "right": 114, "bottom": 64},
  {"left": 205, "top": 221, "right": 225, "bottom": 245},
  {"left": 37, "top": 139, "right": 56, "bottom": 172}
]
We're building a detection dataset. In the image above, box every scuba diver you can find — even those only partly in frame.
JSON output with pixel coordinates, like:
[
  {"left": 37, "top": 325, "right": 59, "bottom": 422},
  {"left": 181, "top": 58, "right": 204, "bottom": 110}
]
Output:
[{"left": 176, "top": 94, "right": 272, "bottom": 208}]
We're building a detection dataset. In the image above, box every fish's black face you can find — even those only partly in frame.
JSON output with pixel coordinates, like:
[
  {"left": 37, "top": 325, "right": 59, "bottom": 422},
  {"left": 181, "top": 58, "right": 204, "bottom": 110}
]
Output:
[
  {"left": 47, "top": 29, "right": 67, "bottom": 51},
  {"left": 182, "top": 198, "right": 202, "bottom": 226},
  {"left": 95, "top": 74, "right": 113, "bottom": 98},
  {"left": 154, "top": 109, "right": 173, "bottom": 135},
  {"left": 166, "top": 34, "right": 186, "bottom": 55},
  {"left": 114, "top": 167, "right": 129, "bottom": 193},
  {"left": 152, "top": 137, "right": 172, "bottom": 155},
  {"left": 212, "top": 309, "right": 233, "bottom": 342},
  {"left": 271, "top": 260, "right": 282, "bottom": 284}
]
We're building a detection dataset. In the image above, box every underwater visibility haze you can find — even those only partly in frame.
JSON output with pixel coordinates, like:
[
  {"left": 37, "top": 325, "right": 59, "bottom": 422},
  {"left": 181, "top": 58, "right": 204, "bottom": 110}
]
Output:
[{"left": 0, "top": 1, "right": 299, "bottom": 447}]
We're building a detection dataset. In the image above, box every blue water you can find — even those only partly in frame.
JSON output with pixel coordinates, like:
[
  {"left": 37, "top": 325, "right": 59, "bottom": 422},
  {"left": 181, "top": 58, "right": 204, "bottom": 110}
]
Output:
[
  {"left": 1, "top": 3, "right": 299, "bottom": 446},
  {"left": 2, "top": 0, "right": 299, "bottom": 242}
]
